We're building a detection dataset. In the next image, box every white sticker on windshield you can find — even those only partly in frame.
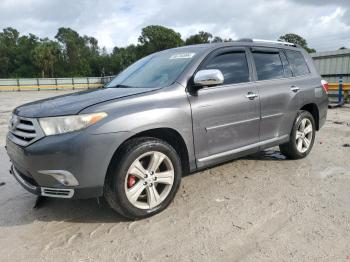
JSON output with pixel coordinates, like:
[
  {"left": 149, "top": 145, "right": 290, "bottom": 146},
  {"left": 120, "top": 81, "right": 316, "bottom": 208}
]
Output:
[{"left": 169, "top": 53, "right": 196, "bottom": 60}]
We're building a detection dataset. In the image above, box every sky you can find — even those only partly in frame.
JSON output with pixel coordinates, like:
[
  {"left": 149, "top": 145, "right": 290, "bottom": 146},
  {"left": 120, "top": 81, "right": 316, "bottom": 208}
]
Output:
[{"left": 0, "top": 0, "right": 349, "bottom": 52}]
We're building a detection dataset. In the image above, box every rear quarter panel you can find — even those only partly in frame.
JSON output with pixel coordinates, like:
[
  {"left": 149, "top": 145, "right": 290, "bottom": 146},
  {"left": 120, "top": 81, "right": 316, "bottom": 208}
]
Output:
[{"left": 300, "top": 49, "right": 328, "bottom": 129}]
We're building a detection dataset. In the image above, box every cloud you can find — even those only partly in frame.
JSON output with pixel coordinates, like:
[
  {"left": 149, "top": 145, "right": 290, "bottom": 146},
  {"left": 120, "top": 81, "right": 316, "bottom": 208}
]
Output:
[
  {"left": 290, "top": 0, "right": 350, "bottom": 7},
  {"left": 0, "top": 0, "right": 349, "bottom": 51}
]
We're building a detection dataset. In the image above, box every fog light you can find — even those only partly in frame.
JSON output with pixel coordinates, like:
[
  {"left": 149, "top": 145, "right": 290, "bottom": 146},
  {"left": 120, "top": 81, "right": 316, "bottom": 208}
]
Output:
[{"left": 38, "top": 170, "right": 79, "bottom": 186}]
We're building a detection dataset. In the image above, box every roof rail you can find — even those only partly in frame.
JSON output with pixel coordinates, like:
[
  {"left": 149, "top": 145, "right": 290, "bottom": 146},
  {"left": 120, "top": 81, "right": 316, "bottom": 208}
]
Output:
[
  {"left": 235, "top": 38, "right": 296, "bottom": 47},
  {"left": 252, "top": 39, "right": 296, "bottom": 47}
]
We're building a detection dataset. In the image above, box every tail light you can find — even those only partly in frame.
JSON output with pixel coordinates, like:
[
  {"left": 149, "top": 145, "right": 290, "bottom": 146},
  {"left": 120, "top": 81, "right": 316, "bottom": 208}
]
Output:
[{"left": 321, "top": 80, "right": 328, "bottom": 93}]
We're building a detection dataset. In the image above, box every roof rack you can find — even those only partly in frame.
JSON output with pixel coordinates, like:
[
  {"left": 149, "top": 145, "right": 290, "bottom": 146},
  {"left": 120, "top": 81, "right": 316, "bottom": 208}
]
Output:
[
  {"left": 236, "top": 38, "right": 296, "bottom": 47},
  {"left": 253, "top": 39, "right": 296, "bottom": 47}
]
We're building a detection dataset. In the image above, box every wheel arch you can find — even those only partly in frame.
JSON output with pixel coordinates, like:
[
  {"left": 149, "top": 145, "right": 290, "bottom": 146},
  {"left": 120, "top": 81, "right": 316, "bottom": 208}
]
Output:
[
  {"left": 300, "top": 103, "right": 320, "bottom": 130},
  {"left": 106, "top": 128, "right": 191, "bottom": 181}
]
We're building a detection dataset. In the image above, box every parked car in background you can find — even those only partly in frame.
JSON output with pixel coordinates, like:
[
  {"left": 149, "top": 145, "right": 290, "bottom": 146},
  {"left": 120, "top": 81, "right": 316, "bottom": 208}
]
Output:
[{"left": 6, "top": 39, "right": 328, "bottom": 219}]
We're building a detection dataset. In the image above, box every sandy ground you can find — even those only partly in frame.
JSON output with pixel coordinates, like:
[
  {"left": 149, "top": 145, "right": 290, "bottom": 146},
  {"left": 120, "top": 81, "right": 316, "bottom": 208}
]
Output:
[{"left": 0, "top": 91, "right": 350, "bottom": 262}]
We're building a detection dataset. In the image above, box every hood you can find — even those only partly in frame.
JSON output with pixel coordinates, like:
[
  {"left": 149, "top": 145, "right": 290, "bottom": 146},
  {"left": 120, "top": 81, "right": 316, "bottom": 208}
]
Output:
[{"left": 14, "top": 87, "right": 158, "bottom": 118}]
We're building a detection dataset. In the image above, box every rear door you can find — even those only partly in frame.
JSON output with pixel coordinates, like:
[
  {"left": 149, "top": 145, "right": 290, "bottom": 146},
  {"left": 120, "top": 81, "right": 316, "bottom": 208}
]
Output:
[
  {"left": 250, "top": 47, "right": 301, "bottom": 141},
  {"left": 188, "top": 47, "right": 260, "bottom": 167}
]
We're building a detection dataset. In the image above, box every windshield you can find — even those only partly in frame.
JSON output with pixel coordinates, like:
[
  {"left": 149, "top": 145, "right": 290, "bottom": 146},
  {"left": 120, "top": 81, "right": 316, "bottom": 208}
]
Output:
[{"left": 106, "top": 48, "right": 203, "bottom": 88}]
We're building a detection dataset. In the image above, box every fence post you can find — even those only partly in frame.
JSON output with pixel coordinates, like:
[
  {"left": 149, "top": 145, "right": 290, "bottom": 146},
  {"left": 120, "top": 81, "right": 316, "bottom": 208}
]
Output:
[
  {"left": 55, "top": 78, "right": 58, "bottom": 90},
  {"left": 87, "top": 77, "right": 90, "bottom": 89},
  {"left": 17, "top": 79, "right": 20, "bottom": 92},
  {"left": 72, "top": 78, "right": 75, "bottom": 90},
  {"left": 338, "top": 77, "right": 343, "bottom": 103},
  {"left": 37, "top": 78, "right": 40, "bottom": 91}
]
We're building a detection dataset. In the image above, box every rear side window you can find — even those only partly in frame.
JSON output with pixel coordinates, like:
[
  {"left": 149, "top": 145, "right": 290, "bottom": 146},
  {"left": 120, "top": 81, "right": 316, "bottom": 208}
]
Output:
[
  {"left": 285, "top": 50, "right": 310, "bottom": 76},
  {"left": 202, "top": 52, "right": 250, "bottom": 85},
  {"left": 280, "top": 51, "right": 293, "bottom": 77},
  {"left": 252, "top": 52, "right": 284, "bottom": 80}
]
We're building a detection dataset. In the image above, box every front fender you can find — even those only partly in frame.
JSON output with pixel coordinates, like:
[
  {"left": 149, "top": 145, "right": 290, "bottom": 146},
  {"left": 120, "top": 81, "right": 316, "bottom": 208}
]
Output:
[{"left": 81, "top": 86, "right": 196, "bottom": 172}]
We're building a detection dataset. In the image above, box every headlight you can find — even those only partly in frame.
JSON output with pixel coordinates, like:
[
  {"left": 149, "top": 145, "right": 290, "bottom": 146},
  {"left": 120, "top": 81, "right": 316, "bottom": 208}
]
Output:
[{"left": 39, "top": 112, "right": 107, "bottom": 136}]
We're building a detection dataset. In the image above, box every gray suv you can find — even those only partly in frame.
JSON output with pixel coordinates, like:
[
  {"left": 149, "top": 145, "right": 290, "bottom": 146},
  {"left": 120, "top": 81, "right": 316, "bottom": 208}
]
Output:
[{"left": 6, "top": 39, "right": 328, "bottom": 219}]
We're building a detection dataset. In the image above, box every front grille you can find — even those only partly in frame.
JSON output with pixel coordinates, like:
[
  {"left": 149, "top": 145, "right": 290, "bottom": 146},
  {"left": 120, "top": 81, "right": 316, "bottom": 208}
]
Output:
[
  {"left": 8, "top": 115, "right": 43, "bottom": 146},
  {"left": 41, "top": 187, "right": 74, "bottom": 198}
]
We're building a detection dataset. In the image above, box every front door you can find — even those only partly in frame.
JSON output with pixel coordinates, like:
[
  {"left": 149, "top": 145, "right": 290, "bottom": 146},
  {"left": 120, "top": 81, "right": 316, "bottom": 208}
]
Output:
[{"left": 188, "top": 47, "right": 260, "bottom": 167}]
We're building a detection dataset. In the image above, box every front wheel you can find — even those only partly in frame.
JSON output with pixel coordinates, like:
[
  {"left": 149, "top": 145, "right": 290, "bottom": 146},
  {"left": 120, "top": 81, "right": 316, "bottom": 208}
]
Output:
[
  {"left": 105, "top": 137, "right": 182, "bottom": 219},
  {"left": 279, "top": 110, "right": 316, "bottom": 159}
]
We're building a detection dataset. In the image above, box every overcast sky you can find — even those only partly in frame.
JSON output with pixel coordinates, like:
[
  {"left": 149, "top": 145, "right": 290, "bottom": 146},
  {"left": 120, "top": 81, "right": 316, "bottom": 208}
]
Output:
[{"left": 0, "top": 0, "right": 349, "bottom": 52}]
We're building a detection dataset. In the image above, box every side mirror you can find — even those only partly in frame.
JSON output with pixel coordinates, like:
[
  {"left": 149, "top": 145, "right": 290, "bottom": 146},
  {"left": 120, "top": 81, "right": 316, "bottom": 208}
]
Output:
[{"left": 193, "top": 69, "right": 224, "bottom": 87}]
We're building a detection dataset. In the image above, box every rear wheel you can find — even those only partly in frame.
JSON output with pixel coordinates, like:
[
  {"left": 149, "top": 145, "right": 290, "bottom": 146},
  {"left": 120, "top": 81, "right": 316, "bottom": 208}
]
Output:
[
  {"left": 105, "top": 137, "right": 182, "bottom": 219},
  {"left": 279, "top": 110, "right": 316, "bottom": 159}
]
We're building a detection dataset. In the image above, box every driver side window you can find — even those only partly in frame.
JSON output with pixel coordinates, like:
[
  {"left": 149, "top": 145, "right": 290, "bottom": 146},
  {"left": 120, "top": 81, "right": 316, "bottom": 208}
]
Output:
[{"left": 201, "top": 52, "right": 250, "bottom": 85}]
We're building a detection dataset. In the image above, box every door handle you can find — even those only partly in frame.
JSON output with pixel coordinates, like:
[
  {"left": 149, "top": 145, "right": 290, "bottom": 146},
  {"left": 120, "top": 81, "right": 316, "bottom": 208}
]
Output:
[
  {"left": 246, "top": 92, "right": 259, "bottom": 100},
  {"left": 291, "top": 86, "right": 300, "bottom": 92}
]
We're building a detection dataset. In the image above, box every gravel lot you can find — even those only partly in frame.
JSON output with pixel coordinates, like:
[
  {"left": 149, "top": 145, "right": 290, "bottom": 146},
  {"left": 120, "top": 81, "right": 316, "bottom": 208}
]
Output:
[{"left": 0, "top": 91, "right": 350, "bottom": 262}]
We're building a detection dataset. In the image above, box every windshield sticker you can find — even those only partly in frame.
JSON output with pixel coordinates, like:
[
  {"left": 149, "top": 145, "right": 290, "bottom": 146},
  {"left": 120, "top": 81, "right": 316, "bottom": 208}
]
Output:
[{"left": 169, "top": 53, "right": 196, "bottom": 60}]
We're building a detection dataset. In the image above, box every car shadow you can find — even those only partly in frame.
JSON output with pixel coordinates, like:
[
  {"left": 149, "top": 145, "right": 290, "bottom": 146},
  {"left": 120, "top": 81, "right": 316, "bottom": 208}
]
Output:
[
  {"left": 244, "top": 149, "right": 287, "bottom": 161},
  {"left": 0, "top": 196, "right": 130, "bottom": 227}
]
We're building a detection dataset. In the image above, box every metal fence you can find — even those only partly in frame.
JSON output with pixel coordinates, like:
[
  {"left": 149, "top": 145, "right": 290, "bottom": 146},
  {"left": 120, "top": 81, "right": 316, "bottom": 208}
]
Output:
[{"left": 0, "top": 76, "right": 114, "bottom": 92}]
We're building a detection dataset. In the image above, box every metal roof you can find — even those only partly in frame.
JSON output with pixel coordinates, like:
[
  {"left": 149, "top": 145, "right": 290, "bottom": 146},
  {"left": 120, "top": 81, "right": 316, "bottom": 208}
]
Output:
[
  {"left": 311, "top": 49, "right": 350, "bottom": 58},
  {"left": 311, "top": 48, "right": 350, "bottom": 83}
]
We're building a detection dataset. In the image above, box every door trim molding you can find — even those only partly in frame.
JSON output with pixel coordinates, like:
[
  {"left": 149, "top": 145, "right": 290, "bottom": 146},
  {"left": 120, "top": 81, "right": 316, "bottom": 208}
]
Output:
[
  {"left": 261, "top": 112, "right": 284, "bottom": 120},
  {"left": 197, "top": 134, "right": 289, "bottom": 163},
  {"left": 206, "top": 117, "right": 260, "bottom": 131}
]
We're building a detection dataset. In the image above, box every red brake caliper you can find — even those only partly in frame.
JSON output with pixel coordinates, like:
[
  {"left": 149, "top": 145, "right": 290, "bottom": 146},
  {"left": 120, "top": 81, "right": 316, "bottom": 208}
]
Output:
[{"left": 127, "top": 175, "right": 136, "bottom": 188}]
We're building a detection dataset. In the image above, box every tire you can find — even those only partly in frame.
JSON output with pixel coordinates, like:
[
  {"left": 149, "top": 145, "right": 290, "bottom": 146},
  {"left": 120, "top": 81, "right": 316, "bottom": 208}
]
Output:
[
  {"left": 279, "top": 110, "right": 316, "bottom": 160},
  {"left": 104, "top": 137, "right": 182, "bottom": 219}
]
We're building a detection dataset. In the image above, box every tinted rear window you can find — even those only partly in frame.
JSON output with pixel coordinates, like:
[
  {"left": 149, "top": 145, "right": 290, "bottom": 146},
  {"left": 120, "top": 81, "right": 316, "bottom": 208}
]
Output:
[
  {"left": 280, "top": 51, "right": 293, "bottom": 77},
  {"left": 202, "top": 52, "right": 250, "bottom": 85},
  {"left": 285, "top": 50, "right": 310, "bottom": 76},
  {"left": 252, "top": 52, "right": 284, "bottom": 80}
]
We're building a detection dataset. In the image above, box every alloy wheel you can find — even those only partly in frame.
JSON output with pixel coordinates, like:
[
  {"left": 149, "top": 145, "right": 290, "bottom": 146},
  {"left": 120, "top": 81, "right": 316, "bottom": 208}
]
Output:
[
  {"left": 295, "top": 118, "right": 313, "bottom": 153},
  {"left": 124, "top": 151, "right": 175, "bottom": 209}
]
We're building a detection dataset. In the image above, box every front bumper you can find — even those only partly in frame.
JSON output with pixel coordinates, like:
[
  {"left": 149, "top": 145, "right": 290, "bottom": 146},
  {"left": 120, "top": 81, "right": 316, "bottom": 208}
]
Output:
[
  {"left": 6, "top": 130, "right": 130, "bottom": 199},
  {"left": 10, "top": 165, "right": 74, "bottom": 198},
  {"left": 10, "top": 165, "right": 101, "bottom": 198}
]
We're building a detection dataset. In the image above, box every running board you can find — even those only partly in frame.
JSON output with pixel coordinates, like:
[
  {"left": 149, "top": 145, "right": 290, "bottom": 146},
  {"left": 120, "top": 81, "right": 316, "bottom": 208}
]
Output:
[{"left": 197, "top": 135, "right": 289, "bottom": 163}]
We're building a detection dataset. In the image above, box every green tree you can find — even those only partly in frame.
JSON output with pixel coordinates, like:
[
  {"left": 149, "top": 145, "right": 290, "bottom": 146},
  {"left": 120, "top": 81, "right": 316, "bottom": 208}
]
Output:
[
  {"left": 55, "top": 27, "right": 91, "bottom": 76},
  {"left": 138, "top": 25, "right": 183, "bottom": 55},
  {"left": 84, "top": 36, "right": 106, "bottom": 76},
  {"left": 211, "top": 36, "right": 223, "bottom": 43},
  {"left": 0, "top": 25, "right": 239, "bottom": 78},
  {"left": 33, "top": 40, "right": 60, "bottom": 77},
  {"left": 278, "top": 33, "right": 316, "bottom": 53},
  {"left": 0, "top": 27, "right": 20, "bottom": 77},
  {"left": 185, "top": 31, "right": 213, "bottom": 45},
  {"left": 110, "top": 45, "right": 139, "bottom": 74},
  {"left": 210, "top": 36, "right": 233, "bottom": 43},
  {"left": 15, "top": 34, "right": 41, "bottom": 77}
]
